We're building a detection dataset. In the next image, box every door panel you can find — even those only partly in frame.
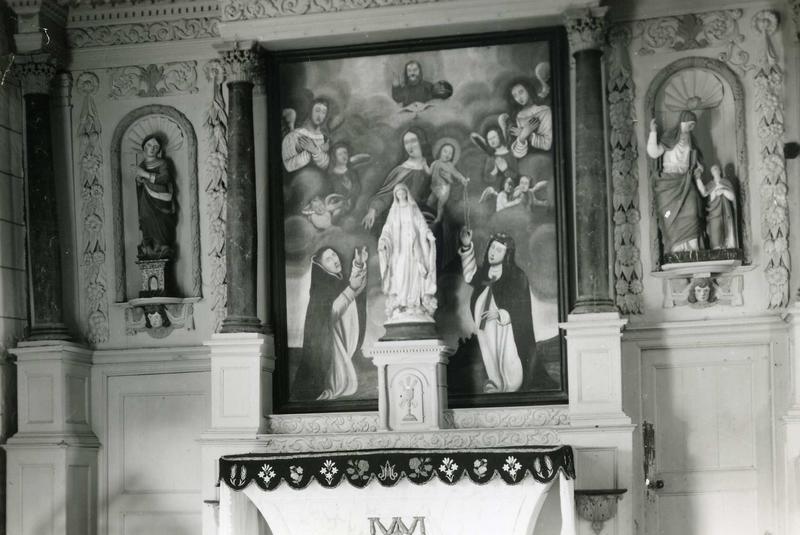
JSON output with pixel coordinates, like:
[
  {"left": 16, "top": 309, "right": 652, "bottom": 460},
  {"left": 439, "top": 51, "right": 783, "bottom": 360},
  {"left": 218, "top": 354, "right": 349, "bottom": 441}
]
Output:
[
  {"left": 642, "top": 345, "right": 772, "bottom": 535},
  {"left": 106, "top": 372, "right": 210, "bottom": 535}
]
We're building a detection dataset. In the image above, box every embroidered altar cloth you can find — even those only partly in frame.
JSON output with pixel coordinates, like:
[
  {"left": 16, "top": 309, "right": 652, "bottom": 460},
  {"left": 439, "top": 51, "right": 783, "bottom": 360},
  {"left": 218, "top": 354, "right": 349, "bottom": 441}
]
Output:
[{"left": 218, "top": 445, "right": 577, "bottom": 535}]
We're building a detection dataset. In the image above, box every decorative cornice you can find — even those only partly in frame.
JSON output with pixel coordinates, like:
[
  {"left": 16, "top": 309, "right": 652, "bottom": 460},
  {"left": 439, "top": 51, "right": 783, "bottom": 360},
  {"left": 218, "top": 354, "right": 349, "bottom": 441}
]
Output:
[
  {"left": 266, "top": 407, "right": 569, "bottom": 435},
  {"left": 447, "top": 406, "right": 569, "bottom": 428},
  {"left": 67, "top": 17, "right": 220, "bottom": 48},
  {"left": 12, "top": 54, "right": 56, "bottom": 95},
  {"left": 259, "top": 427, "right": 561, "bottom": 453},
  {"left": 219, "top": 45, "right": 260, "bottom": 85},
  {"left": 220, "top": 0, "right": 446, "bottom": 22},
  {"left": 564, "top": 6, "right": 608, "bottom": 54},
  {"left": 108, "top": 61, "right": 198, "bottom": 99}
]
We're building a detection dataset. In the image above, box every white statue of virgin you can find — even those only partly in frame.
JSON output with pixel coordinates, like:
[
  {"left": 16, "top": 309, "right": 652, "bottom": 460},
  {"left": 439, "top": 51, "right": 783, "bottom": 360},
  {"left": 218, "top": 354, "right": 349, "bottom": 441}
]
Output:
[{"left": 378, "top": 183, "right": 437, "bottom": 325}]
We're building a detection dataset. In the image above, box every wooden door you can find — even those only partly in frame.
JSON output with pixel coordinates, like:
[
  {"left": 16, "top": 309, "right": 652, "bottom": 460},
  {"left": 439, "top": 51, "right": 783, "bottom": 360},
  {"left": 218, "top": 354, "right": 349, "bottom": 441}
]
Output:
[{"left": 641, "top": 344, "right": 774, "bottom": 535}]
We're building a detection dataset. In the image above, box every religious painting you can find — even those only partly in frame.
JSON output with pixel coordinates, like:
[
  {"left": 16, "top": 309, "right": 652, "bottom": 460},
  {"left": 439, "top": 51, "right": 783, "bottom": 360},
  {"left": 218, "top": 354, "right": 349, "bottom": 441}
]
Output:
[{"left": 269, "top": 29, "right": 569, "bottom": 412}]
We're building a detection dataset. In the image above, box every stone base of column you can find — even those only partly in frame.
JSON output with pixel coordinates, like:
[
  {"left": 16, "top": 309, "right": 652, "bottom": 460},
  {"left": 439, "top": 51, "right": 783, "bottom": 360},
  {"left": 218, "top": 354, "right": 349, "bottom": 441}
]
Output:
[
  {"left": 559, "top": 312, "right": 630, "bottom": 426},
  {"left": 27, "top": 322, "right": 71, "bottom": 341},
  {"left": 5, "top": 340, "right": 98, "bottom": 535},
  {"left": 368, "top": 339, "right": 450, "bottom": 432},
  {"left": 205, "top": 332, "right": 275, "bottom": 435},
  {"left": 219, "top": 315, "right": 264, "bottom": 334},
  {"left": 202, "top": 331, "right": 274, "bottom": 535},
  {"left": 4, "top": 437, "right": 99, "bottom": 535},
  {"left": 571, "top": 300, "right": 617, "bottom": 315}
]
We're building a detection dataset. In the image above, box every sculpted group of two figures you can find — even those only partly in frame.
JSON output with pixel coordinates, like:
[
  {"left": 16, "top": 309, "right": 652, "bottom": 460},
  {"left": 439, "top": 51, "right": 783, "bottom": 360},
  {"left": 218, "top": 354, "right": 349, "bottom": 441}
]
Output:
[
  {"left": 281, "top": 54, "right": 558, "bottom": 401},
  {"left": 648, "top": 110, "right": 740, "bottom": 262}
]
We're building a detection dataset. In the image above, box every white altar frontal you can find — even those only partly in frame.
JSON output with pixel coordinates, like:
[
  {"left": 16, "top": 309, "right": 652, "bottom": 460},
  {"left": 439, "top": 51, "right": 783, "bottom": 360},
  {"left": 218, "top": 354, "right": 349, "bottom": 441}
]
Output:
[{"left": 218, "top": 446, "right": 576, "bottom": 535}]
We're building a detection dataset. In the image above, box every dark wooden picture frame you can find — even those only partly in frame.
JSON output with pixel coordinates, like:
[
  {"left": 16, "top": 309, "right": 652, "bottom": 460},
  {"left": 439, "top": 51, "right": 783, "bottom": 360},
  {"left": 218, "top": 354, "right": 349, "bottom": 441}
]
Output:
[{"left": 268, "top": 27, "right": 571, "bottom": 414}]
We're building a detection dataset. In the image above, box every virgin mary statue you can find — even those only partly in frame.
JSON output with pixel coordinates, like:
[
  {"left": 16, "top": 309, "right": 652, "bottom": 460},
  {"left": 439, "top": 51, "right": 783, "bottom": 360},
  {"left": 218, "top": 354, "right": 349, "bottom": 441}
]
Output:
[{"left": 378, "top": 183, "right": 437, "bottom": 324}]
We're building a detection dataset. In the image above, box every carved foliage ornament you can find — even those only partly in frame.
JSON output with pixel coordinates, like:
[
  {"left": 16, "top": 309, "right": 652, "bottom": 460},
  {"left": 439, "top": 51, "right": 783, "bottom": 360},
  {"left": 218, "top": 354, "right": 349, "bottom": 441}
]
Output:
[
  {"left": 220, "top": 47, "right": 260, "bottom": 84},
  {"left": 67, "top": 18, "right": 220, "bottom": 48},
  {"left": 76, "top": 71, "right": 110, "bottom": 344},
  {"left": 203, "top": 59, "right": 229, "bottom": 332},
  {"left": 564, "top": 7, "right": 608, "bottom": 54},
  {"left": 752, "top": 10, "right": 789, "bottom": 308},
  {"left": 632, "top": 10, "right": 745, "bottom": 55},
  {"left": 629, "top": 9, "right": 757, "bottom": 76},
  {"left": 109, "top": 61, "right": 198, "bottom": 99},
  {"left": 606, "top": 24, "right": 643, "bottom": 314},
  {"left": 12, "top": 57, "right": 56, "bottom": 95},
  {"left": 220, "top": 0, "right": 444, "bottom": 22},
  {"left": 266, "top": 406, "right": 569, "bottom": 434}
]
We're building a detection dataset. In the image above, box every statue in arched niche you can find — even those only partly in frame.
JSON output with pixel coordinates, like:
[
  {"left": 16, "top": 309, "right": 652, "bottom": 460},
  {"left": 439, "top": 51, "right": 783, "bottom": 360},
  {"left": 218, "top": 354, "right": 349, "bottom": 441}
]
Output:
[
  {"left": 647, "top": 111, "right": 705, "bottom": 254},
  {"left": 134, "top": 133, "right": 177, "bottom": 260},
  {"left": 647, "top": 66, "right": 743, "bottom": 265}
]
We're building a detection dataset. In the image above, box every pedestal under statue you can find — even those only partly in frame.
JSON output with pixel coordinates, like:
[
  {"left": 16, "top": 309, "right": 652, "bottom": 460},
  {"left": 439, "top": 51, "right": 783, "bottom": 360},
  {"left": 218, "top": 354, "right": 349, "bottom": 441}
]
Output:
[{"left": 378, "top": 183, "right": 437, "bottom": 339}]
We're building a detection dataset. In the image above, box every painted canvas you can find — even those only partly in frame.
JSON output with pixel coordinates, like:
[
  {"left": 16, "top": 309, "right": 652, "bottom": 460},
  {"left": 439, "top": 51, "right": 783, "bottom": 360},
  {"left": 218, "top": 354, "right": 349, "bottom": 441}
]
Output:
[{"left": 270, "top": 29, "right": 569, "bottom": 411}]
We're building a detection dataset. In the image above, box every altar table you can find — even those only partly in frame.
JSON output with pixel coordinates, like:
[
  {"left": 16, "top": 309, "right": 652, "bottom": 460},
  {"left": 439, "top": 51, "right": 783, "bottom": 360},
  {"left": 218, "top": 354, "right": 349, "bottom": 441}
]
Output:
[{"left": 218, "top": 445, "right": 577, "bottom": 535}]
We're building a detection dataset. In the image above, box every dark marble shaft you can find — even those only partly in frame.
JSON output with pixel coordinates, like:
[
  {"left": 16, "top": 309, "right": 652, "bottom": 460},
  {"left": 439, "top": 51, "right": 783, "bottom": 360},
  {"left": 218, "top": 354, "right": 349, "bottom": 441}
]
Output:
[
  {"left": 572, "top": 49, "right": 615, "bottom": 313},
  {"left": 24, "top": 93, "right": 70, "bottom": 339},
  {"left": 221, "top": 81, "right": 263, "bottom": 333}
]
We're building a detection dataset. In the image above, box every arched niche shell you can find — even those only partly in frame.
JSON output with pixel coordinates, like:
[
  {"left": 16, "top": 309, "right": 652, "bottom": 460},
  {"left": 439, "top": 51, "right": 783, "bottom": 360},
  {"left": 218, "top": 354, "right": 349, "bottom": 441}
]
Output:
[
  {"left": 125, "top": 115, "right": 186, "bottom": 156},
  {"left": 662, "top": 69, "right": 725, "bottom": 112}
]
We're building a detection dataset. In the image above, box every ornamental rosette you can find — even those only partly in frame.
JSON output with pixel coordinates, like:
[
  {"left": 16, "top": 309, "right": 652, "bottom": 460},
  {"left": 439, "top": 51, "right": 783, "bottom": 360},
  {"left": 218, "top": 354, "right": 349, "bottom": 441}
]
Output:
[{"left": 76, "top": 72, "right": 100, "bottom": 96}]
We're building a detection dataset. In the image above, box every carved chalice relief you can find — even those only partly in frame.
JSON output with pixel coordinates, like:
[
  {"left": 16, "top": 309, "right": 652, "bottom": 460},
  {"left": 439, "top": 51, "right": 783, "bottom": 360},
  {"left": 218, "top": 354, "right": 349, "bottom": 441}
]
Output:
[{"left": 398, "top": 375, "right": 419, "bottom": 422}]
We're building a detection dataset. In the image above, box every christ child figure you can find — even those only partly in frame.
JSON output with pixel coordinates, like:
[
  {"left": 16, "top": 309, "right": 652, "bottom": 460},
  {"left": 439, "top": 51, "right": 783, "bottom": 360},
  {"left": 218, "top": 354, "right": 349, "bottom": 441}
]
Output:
[{"left": 426, "top": 140, "right": 469, "bottom": 223}]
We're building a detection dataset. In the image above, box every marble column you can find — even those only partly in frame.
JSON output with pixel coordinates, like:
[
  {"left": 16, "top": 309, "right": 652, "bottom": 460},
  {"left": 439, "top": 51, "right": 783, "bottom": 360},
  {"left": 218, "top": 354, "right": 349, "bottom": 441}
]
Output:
[
  {"left": 14, "top": 54, "right": 70, "bottom": 340},
  {"left": 565, "top": 8, "right": 615, "bottom": 314},
  {"left": 220, "top": 46, "right": 263, "bottom": 333}
]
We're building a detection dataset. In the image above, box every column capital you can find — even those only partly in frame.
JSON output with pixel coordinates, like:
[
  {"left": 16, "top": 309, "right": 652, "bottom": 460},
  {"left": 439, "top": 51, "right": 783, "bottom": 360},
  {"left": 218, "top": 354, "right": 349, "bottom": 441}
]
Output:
[
  {"left": 564, "top": 6, "right": 609, "bottom": 55},
  {"left": 217, "top": 41, "right": 262, "bottom": 85},
  {"left": 12, "top": 53, "right": 57, "bottom": 95}
]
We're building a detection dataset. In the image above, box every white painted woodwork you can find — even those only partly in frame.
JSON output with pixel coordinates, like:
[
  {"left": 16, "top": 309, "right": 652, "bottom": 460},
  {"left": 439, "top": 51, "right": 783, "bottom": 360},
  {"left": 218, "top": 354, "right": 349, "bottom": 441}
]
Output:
[
  {"left": 205, "top": 333, "right": 275, "bottom": 433},
  {"left": 560, "top": 313, "right": 630, "bottom": 425},
  {"left": 4, "top": 342, "right": 98, "bottom": 535},
  {"left": 103, "top": 370, "right": 209, "bottom": 535},
  {"left": 12, "top": 341, "right": 93, "bottom": 435},
  {"left": 641, "top": 343, "right": 774, "bottom": 535},
  {"left": 368, "top": 339, "right": 449, "bottom": 431}
]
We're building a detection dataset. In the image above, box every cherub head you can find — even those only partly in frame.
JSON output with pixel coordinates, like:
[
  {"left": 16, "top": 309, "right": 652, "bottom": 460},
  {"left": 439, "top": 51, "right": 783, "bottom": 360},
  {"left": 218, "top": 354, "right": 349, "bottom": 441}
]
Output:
[
  {"left": 503, "top": 177, "right": 515, "bottom": 193},
  {"left": 518, "top": 176, "right": 531, "bottom": 191},
  {"left": 687, "top": 278, "right": 716, "bottom": 305},
  {"left": 332, "top": 142, "right": 350, "bottom": 167}
]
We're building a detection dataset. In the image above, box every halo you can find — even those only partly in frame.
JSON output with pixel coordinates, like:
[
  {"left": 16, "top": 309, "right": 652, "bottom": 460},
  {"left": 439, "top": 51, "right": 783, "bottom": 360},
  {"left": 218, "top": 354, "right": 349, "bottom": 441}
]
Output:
[{"left": 432, "top": 137, "right": 461, "bottom": 164}]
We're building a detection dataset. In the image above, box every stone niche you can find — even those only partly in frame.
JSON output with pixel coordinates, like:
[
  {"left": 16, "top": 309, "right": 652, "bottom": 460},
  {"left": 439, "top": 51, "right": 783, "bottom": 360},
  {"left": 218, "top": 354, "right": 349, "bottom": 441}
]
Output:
[
  {"left": 110, "top": 105, "right": 202, "bottom": 336},
  {"left": 645, "top": 57, "right": 750, "bottom": 307}
]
